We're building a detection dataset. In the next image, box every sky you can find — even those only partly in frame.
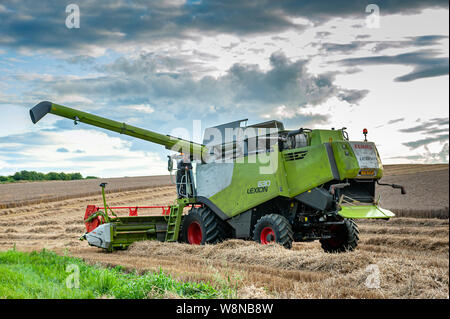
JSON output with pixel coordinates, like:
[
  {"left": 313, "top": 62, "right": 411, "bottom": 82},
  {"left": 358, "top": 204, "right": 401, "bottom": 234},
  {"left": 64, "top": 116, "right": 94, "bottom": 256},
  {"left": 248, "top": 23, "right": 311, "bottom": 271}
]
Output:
[{"left": 0, "top": 0, "right": 448, "bottom": 177}]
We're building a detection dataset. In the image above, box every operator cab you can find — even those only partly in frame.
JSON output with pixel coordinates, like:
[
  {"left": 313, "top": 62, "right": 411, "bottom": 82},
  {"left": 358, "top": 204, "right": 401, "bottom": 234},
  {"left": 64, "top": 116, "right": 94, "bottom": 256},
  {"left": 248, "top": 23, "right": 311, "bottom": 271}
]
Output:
[{"left": 203, "top": 119, "right": 284, "bottom": 162}]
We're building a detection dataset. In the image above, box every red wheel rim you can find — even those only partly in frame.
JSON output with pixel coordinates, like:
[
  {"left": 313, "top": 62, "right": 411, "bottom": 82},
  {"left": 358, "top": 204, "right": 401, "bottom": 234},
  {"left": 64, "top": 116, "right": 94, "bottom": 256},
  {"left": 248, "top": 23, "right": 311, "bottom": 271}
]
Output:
[
  {"left": 187, "top": 221, "right": 203, "bottom": 245},
  {"left": 260, "top": 227, "right": 276, "bottom": 244}
]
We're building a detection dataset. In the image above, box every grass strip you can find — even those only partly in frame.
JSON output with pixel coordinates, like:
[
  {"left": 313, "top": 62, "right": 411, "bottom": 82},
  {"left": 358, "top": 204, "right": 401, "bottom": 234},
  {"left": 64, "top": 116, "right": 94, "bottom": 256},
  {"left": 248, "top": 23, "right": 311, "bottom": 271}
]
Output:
[{"left": 0, "top": 249, "right": 235, "bottom": 299}]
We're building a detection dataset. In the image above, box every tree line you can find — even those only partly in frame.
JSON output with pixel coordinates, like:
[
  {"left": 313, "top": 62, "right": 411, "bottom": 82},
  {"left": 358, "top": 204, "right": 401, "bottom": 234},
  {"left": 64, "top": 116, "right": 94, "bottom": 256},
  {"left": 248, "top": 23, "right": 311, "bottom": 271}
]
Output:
[{"left": 0, "top": 170, "right": 98, "bottom": 183}]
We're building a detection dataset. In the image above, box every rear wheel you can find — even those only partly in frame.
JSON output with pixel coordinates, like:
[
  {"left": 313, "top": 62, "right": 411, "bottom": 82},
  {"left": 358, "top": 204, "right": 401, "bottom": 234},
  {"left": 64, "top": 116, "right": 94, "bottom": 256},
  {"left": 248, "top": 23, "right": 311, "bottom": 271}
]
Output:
[
  {"left": 253, "top": 214, "right": 294, "bottom": 249},
  {"left": 320, "top": 219, "right": 359, "bottom": 253},
  {"left": 181, "top": 206, "right": 224, "bottom": 245}
]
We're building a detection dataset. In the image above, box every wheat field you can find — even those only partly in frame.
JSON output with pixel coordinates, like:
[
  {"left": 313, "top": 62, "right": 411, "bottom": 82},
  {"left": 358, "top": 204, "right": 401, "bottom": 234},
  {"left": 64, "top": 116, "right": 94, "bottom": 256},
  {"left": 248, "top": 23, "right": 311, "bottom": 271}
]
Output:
[{"left": 0, "top": 164, "right": 448, "bottom": 298}]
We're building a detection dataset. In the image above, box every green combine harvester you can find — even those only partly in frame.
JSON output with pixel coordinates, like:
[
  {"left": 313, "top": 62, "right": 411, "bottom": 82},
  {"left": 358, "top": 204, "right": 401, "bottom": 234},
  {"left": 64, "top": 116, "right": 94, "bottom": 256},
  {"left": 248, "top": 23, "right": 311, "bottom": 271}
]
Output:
[{"left": 30, "top": 101, "right": 405, "bottom": 252}]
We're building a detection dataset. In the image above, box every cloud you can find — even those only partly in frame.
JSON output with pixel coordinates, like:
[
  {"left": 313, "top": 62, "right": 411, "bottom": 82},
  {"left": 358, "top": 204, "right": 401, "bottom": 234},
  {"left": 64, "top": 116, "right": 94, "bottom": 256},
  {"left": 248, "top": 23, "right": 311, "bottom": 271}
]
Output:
[
  {"left": 98, "top": 52, "right": 204, "bottom": 75},
  {"left": 402, "top": 134, "right": 449, "bottom": 149},
  {"left": 0, "top": 128, "right": 167, "bottom": 177},
  {"left": 30, "top": 52, "right": 369, "bottom": 125},
  {"left": 391, "top": 143, "right": 448, "bottom": 163},
  {"left": 66, "top": 55, "right": 96, "bottom": 66},
  {"left": 321, "top": 41, "right": 368, "bottom": 54},
  {"left": 337, "top": 89, "right": 369, "bottom": 104},
  {"left": 316, "top": 31, "right": 331, "bottom": 38},
  {"left": 388, "top": 154, "right": 424, "bottom": 160},
  {"left": 123, "top": 104, "right": 155, "bottom": 114},
  {"left": 338, "top": 50, "right": 449, "bottom": 82},
  {"left": 260, "top": 105, "right": 330, "bottom": 126},
  {"left": 2, "top": 0, "right": 448, "bottom": 175},
  {"left": 387, "top": 118, "right": 404, "bottom": 125},
  {"left": 0, "top": 0, "right": 448, "bottom": 52},
  {"left": 319, "top": 35, "right": 448, "bottom": 54},
  {"left": 372, "top": 35, "right": 448, "bottom": 52},
  {"left": 399, "top": 118, "right": 449, "bottom": 151},
  {"left": 0, "top": 131, "right": 58, "bottom": 146},
  {"left": 399, "top": 117, "right": 448, "bottom": 133},
  {"left": 376, "top": 117, "right": 405, "bottom": 128}
]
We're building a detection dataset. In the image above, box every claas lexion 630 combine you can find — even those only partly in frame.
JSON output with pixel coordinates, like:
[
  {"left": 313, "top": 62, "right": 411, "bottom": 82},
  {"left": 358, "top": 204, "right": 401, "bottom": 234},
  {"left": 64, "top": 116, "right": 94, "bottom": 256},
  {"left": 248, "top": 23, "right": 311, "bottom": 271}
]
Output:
[{"left": 30, "top": 101, "right": 405, "bottom": 253}]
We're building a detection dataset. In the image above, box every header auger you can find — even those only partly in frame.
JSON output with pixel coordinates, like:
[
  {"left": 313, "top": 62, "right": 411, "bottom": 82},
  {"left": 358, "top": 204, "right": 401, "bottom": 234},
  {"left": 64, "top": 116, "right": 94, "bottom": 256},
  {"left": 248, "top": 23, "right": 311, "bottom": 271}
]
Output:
[{"left": 30, "top": 101, "right": 405, "bottom": 252}]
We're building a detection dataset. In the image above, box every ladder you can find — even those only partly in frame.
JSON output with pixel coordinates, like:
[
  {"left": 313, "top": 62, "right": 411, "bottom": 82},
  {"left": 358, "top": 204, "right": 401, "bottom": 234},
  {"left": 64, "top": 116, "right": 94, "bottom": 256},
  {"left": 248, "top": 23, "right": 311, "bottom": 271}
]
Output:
[{"left": 164, "top": 204, "right": 184, "bottom": 242}]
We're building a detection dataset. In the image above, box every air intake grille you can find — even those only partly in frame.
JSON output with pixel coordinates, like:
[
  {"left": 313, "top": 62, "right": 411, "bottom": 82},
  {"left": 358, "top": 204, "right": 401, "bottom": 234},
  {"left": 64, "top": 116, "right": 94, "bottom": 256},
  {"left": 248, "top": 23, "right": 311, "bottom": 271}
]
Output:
[{"left": 283, "top": 150, "right": 308, "bottom": 161}]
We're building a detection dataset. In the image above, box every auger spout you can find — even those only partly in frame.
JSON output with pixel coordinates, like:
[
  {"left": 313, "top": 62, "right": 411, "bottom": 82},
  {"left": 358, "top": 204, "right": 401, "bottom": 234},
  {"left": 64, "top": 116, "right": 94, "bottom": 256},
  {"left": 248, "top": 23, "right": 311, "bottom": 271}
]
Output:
[{"left": 30, "top": 101, "right": 207, "bottom": 160}]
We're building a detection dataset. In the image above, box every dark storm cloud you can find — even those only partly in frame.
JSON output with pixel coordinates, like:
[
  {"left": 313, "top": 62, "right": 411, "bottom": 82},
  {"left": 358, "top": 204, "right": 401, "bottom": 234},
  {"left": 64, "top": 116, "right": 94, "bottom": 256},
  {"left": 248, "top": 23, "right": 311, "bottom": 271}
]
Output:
[
  {"left": 42, "top": 52, "right": 368, "bottom": 118},
  {"left": 388, "top": 154, "right": 423, "bottom": 160},
  {"left": 372, "top": 35, "right": 448, "bottom": 52},
  {"left": 402, "top": 134, "right": 448, "bottom": 149},
  {"left": 399, "top": 117, "right": 449, "bottom": 133},
  {"left": 338, "top": 50, "right": 449, "bottom": 82},
  {"left": 97, "top": 52, "right": 205, "bottom": 75},
  {"left": 0, "top": 1, "right": 185, "bottom": 51},
  {"left": 246, "top": 0, "right": 448, "bottom": 23},
  {"left": 400, "top": 118, "right": 449, "bottom": 151},
  {"left": 0, "top": 0, "right": 448, "bottom": 51},
  {"left": 321, "top": 42, "right": 366, "bottom": 54},
  {"left": 411, "top": 35, "right": 449, "bottom": 46},
  {"left": 427, "top": 128, "right": 449, "bottom": 134},
  {"left": 319, "top": 35, "right": 448, "bottom": 54},
  {"left": 337, "top": 89, "right": 369, "bottom": 104}
]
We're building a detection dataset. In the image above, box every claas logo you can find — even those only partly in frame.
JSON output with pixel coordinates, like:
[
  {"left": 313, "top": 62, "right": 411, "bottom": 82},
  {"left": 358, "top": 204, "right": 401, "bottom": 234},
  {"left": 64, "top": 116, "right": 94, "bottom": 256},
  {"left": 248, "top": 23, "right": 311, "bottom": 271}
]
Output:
[{"left": 354, "top": 144, "right": 373, "bottom": 149}]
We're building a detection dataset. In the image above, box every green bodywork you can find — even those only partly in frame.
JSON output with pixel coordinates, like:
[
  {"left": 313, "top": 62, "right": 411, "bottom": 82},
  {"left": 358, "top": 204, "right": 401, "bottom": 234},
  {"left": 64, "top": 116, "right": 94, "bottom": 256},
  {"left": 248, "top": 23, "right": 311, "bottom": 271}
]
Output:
[
  {"left": 203, "top": 130, "right": 391, "bottom": 219},
  {"left": 339, "top": 205, "right": 395, "bottom": 219}
]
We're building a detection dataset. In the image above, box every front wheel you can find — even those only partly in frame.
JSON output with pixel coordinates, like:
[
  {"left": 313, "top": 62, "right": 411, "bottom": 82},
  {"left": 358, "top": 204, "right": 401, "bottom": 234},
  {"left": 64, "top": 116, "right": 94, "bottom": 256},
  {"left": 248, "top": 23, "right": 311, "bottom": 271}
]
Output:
[
  {"left": 320, "top": 219, "right": 359, "bottom": 253},
  {"left": 253, "top": 214, "right": 294, "bottom": 249},
  {"left": 181, "top": 206, "right": 223, "bottom": 245}
]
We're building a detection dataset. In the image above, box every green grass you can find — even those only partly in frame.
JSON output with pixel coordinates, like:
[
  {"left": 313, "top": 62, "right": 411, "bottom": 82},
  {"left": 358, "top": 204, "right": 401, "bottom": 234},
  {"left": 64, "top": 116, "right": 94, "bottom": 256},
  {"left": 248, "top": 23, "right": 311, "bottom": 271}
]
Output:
[{"left": 0, "top": 249, "right": 235, "bottom": 299}]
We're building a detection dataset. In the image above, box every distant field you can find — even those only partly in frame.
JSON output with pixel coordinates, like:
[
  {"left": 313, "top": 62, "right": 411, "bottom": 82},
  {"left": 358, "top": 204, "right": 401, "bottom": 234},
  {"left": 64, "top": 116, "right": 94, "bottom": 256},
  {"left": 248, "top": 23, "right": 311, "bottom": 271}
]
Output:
[
  {"left": 0, "top": 175, "right": 172, "bottom": 209},
  {"left": 0, "top": 164, "right": 447, "bottom": 214},
  {"left": 383, "top": 164, "right": 448, "bottom": 176},
  {"left": 377, "top": 165, "right": 448, "bottom": 218}
]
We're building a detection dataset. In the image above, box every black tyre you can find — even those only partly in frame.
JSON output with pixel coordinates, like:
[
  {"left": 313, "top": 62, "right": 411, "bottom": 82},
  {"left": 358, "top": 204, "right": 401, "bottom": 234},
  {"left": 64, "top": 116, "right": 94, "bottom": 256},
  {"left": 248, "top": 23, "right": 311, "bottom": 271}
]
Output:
[
  {"left": 181, "top": 206, "right": 224, "bottom": 245},
  {"left": 320, "top": 219, "right": 359, "bottom": 253},
  {"left": 253, "top": 214, "right": 294, "bottom": 249}
]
